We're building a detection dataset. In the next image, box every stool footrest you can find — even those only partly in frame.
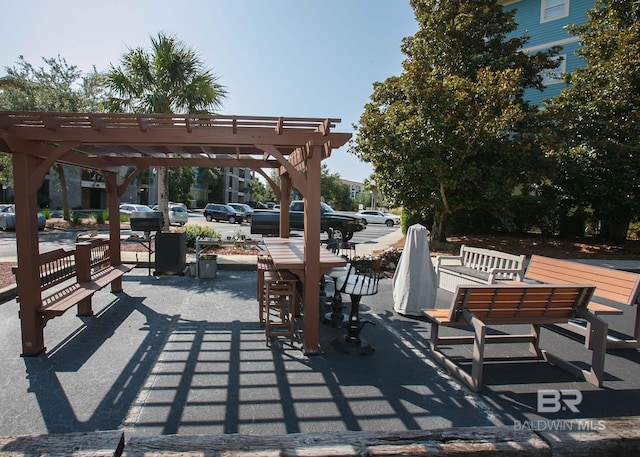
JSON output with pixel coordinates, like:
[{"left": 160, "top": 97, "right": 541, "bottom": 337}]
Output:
[{"left": 264, "top": 276, "right": 298, "bottom": 345}]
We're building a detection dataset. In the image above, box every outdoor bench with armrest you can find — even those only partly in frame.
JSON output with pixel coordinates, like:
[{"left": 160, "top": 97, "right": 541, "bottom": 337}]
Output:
[
  {"left": 435, "top": 244, "right": 526, "bottom": 293},
  {"left": 14, "top": 239, "right": 133, "bottom": 325},
  {"left": 522, "top": 255, "right": 640, "bottom": 349},
  {"left": 422, "top": 283, "right": 607, "bottom": 392}
]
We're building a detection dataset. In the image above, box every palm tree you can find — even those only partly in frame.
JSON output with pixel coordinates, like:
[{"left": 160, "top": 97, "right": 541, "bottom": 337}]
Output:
[
  {"left": 195, "top": 167, "right": 223, "bottom": 203},
  {"left": 105, "top": 32, "right": 227, "bottom": 228},
  {"left": 363, "top": 175, "right": 378, "bottom": 210}
]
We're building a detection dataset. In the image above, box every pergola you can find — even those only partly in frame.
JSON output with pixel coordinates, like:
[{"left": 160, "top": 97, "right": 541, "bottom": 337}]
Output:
[{"left": 0, "top": 111, "right": 351, "bottom": 356}]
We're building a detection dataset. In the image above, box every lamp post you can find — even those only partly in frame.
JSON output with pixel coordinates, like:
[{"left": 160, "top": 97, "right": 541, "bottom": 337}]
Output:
[{"left": 152, "top": 168, "right": 157, "bottom": 206}]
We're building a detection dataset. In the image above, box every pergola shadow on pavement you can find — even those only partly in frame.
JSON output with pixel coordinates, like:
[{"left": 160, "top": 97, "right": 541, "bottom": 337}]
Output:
[
  {"left": 0, "top": 269, "right": 497, "bottom": 437},
  {"left": 0, "top": 112, "right": 350, "bottom": 356},
  {"left": 2, "top": 269, "right": 640, "bottom": 454}
]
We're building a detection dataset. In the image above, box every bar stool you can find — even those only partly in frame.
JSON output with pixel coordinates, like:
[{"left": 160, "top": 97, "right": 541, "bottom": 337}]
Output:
[
  {"left": 333, "top": 258, "right": 382, "bottom": 355},
  {"left": 257, "top": 255, "right": 276, "bottom": 325},
  {"left": 339, "top": 241, "right": 357, "bottom": 260},
  {"left": 322, "top": 240, "right": 352, "bottom": 327},
  {"left": 264, "top": 274, "right": 297, "bottom": 345},
  {"left": 323, "top": 265, "right": 349, "bottom": 327}
]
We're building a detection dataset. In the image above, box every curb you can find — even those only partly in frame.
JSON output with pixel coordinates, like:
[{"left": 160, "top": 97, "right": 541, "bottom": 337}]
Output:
[
  {"left": 4, "top": 417, "right": 640, "bottom": 456},
  {"left": 0, "top": 284, "right": 16, "bottom": 302}
]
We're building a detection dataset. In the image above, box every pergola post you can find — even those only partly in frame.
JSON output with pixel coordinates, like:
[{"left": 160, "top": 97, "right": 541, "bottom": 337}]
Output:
[
  {"left": 279, "top": 173, "right": 291, "bottom": 238},
  {"left": 104, "top": 171, "right": 124, "bottom": 292},
  {"left": 302, "top": 145, "right": 322, "bottom": 355},
  {"left": 12, "top": 153, "right": 46, "bottom": 356}
]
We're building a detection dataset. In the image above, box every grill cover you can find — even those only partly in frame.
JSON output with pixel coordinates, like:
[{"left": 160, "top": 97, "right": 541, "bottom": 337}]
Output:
[{"left": 130, "top": 211, "right": 164, "bottom": 232}]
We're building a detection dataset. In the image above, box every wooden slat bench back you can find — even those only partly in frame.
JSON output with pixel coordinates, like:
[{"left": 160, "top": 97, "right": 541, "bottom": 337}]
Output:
[
  {"left": 525, "top": 255, "right": 640, "bottom": 307},
  {"left": 435, "top": 245, "right": 526, "bottom": 293},
  {"left": 88, "top": 240, "right": 111, "bottom": 270},
  {"left": 448, "top": 284, "right": 594, "bottom": 324},
  {"left": 38, "top": 248, "right": 77, "bottom": 292},
  {"left": 523, "top": 255, "right": 640, "bottom": 349},
  {"left": 461, "top": 246, "right": 524, "bottom": 274}
]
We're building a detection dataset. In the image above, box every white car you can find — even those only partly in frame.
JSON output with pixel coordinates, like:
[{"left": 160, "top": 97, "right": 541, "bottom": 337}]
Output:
[
  {"left": 355, "top": 210, "right": 400, "bottom": 227},
  {"left": 151, "top": 204, "right": 189, "bottom": 226},
  {"left": 119, "top": 204, "right": 153, "bottom": 215},
  {"left": 0, "top": 204, "right": 46, "bottom": 231}
]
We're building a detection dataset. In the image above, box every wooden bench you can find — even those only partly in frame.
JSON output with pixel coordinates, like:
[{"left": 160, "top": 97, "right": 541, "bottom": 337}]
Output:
[
  {"left": 422, "top": 284, "right": 607, "bottom": 392},
  {"left": 435, "top": 245, "right": 526, "bottom": 292},
  {"left": 523, "top": 255, "right": 640, "bottom": 349},
  {"left": 16, "top": 239, "right": 133, "bottom": 325}
]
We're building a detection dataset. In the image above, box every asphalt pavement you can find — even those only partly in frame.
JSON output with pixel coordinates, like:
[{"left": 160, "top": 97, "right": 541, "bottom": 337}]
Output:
[{"left": 1, "top": 227, "right": 640, "bottom": 443}]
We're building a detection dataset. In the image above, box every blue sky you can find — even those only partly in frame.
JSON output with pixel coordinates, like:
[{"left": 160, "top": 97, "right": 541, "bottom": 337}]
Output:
[{"left": 1, "top": 1, "right": 418, "bottom": 183}]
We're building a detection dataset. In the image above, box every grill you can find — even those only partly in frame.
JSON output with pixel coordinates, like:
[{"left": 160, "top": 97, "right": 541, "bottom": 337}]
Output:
[{"left": 130, "top": 211, "right": 164, "bottom": 233}]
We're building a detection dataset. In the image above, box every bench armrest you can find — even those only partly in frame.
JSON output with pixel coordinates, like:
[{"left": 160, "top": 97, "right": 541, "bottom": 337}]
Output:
[
  {"left": 435, "top": 255, "right": 463, "bottom": 267},
  {"left": 488, "top": 268, "right": 524, "bottom": 282}
]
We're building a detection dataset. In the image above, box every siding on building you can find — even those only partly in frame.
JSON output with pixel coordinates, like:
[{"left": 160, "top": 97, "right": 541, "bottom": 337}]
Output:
[{"left": 502, "top": 0, "right": 594, "bottom": 106}]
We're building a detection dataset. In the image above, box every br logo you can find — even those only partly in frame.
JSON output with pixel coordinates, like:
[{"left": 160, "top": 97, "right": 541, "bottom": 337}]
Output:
[{"left": 537, "top": 389, "right": 582, "bottom": 413}]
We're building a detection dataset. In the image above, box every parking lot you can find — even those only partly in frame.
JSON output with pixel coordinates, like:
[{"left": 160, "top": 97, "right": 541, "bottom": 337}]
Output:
[{"left": 0, "top": 209, "right": 397, "bottom": 261}]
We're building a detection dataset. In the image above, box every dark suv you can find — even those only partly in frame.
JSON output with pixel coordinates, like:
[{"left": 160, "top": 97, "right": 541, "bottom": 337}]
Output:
[{"left": 203, "top": 203, "right": 244, "bottom": 224}]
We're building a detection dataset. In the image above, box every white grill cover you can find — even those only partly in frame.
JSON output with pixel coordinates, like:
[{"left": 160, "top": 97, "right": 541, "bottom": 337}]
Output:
[{"left": 392, "top": 224, "right": 437, "bottom": 316}]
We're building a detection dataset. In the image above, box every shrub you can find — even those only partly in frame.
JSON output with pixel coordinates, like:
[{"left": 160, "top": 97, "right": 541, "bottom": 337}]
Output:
[
  {"left": 71, "top": 211, "right": 82, "bottom": 225},
  {"left": 95, "top": 211, "right": 108, "bottom": 224},
  {"left": 183, "top": 224, "right": 222, "bottom": 248},
  {"left": 42, "top": 208, "right": 51, "bottom": 219}
]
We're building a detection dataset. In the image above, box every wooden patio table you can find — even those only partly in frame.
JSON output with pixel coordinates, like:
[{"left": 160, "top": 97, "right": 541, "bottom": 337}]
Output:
[{"left": 262, "top": 237, "right": 347, "bottom": 351}]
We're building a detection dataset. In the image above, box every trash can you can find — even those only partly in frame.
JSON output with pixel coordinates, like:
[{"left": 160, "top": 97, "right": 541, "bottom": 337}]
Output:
[
  {"left": 155, "top": 231, "right": 186, "bottom": 274},
  {"left": 198, "top": 255, "right": 218, "bottom": 278}
]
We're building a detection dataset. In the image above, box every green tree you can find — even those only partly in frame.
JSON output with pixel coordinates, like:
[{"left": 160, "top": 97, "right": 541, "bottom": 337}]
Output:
[
  {"left": 320, "top": 164, "right": 352, "bottom": 210},
  {"left": 168, "top": 167, "right": 196, "bottom": 206},
  {"left": 542, "top": 1, "right": 640, "bottom": 242},
  {"left": 0, "top": 55, "right": 104, "bottom": 217},
  {"left": 350, "top": 0, "right": 559, "bottom": 241},
  {"left": 246, "top": 178, "right": 273, "bottom": 203},
  {"left": 196, "top": 167, "right": 223, "bottom": 204},
  {"left": 105, "top": 32, "right": 227, "bottom": 229}
]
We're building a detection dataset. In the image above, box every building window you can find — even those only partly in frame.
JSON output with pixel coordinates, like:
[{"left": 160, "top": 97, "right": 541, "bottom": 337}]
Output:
[
  {"left": 541, "top": 0, "right": 569, "bottom": 22},
  {"left": 542, "top": 54, "right": 566, "bottom": 85}
]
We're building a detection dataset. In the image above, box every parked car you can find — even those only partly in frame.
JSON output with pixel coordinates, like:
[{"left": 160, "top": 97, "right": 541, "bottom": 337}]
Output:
[
  {"left": 119, "top": 204, "right": 153, "bottom": 216},
  {"left": 354, "top": 210, "right": 400, "bottom": 227},
  {"left": 167, "top": 204, "right": 189, "bottom": 226},
  {"left": 251, "top": 200, "right": 365, "bottom": 241},
  {"left": 0, "top": 204, "right": 46, "bottom": 231},
  {"left": 228, "top": 203, "right": 254, "bottom": 222},
  {"left": 203, "top": 203, "right": 244, "bottom": 224},
  {"left": 246, "top": 201, "right": 268, "bottom": 209},
  {"left": 152, "top": 204, "right": 189, "bottom": 226}
]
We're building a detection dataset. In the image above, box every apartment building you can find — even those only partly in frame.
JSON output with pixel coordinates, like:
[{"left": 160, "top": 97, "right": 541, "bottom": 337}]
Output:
[{"left": 44, "top": 165, "right": 255, "bottom": 210}]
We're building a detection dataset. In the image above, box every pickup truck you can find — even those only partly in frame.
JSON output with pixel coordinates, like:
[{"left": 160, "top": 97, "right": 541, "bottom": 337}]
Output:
[{"left": 251, "top": 200, "right": 365, "bottom": 241}]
